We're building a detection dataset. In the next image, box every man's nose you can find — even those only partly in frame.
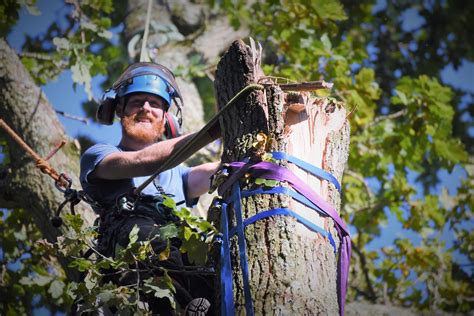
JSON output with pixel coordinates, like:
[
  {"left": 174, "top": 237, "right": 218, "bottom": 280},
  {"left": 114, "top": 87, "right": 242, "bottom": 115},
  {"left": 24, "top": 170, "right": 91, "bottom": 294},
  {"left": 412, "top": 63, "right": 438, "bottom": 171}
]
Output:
[{"left": 141, "top": 101, "right": 153, "bottom": 112}]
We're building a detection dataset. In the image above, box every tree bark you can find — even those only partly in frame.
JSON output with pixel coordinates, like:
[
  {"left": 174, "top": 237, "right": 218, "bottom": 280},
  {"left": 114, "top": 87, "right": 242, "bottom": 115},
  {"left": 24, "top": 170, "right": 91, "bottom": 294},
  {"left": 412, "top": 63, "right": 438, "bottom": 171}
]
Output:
[
  {"left": 0, "top": 39, "right": 96, "bottom": 240},
  {"left": 214, "top": 40, "right": 350, "bottom": 314}
]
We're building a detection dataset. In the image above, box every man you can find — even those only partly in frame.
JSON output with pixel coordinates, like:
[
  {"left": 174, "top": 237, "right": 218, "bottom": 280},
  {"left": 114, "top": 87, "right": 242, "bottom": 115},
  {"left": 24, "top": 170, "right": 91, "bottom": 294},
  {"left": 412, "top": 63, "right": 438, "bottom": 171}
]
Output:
[{"left": 80, "top": 62, "right": 219, "bottom": 314}]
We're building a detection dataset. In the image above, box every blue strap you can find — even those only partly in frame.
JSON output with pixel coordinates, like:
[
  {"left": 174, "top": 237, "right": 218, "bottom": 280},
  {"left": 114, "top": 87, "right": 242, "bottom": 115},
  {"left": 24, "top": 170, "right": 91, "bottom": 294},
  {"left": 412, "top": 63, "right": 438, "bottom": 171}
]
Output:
[
  {"left": 271, "top": 152, "right": 341, "bottom": 193},
  {"left": 232, "top": 183, "right": 255, "bottom": 315},
  {"left": 240, "top": 186, "right": 337, "bottom": 252},
  {"left": 220, "top": 202, "right": 235, "bottom": 316},
  {"left": 229, "top": 207, "right": 336, "bottom": 253}
]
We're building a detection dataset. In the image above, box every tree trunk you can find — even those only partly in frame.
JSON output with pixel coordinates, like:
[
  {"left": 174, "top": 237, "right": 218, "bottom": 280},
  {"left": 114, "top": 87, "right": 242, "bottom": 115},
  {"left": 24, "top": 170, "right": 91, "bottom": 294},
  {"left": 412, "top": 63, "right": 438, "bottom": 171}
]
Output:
[
  {"left": 0, "top": 39, "right": 95, "bottom": 240},
  {"left": 214, "top": 40, "right": 350, "bottom": 314}
]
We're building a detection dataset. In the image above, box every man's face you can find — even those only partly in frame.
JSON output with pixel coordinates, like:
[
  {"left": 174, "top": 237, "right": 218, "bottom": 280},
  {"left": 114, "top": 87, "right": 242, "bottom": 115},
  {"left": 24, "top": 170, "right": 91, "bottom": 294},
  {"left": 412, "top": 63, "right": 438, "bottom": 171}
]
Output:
[{"left": 119, "top": 93, "right": 167, "bottom": 144}]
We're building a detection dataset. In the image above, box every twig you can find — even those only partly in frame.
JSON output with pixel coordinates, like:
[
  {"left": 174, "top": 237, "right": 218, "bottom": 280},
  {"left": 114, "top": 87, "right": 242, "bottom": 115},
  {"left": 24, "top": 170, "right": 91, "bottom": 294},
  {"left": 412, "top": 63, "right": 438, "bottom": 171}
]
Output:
[
  {"left": 275, "top": 80, "right": 334, "bottom": 91},
  {"left": 84, "top": 241, "right": 115, "bottom": 264},
  {"left": 55, "top": 110, "right": 89, "bottom": 124},
  {"left": 367, "top": 109, "right": 408, "bottom": 128},
  {"left": 351, "top": 240, "right": 377, "bottom": 302},
  {"left": 44, "top": 140, "right": 67, "bottom": 161},
  {"left": 135, "top": 261, "right": 141, "bottom": 307},
  {"left": 258, "top": 76, "right": 298, "bottom": 85}
]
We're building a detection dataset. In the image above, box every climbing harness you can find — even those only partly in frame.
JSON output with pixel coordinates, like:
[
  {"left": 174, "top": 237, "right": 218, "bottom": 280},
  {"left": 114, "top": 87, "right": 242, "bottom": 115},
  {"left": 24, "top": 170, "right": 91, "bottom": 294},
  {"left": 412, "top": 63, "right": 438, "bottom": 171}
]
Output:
[{"left": 214, "top": 152, "right": 350, "bottom": 316}]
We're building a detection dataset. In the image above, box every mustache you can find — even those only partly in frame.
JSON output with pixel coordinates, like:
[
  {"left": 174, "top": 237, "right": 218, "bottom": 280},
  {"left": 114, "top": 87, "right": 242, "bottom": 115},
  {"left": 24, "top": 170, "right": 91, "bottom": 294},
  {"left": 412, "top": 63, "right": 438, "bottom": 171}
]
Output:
[{"left": 133, "top": 112, "right": 155, "bottom": 121}]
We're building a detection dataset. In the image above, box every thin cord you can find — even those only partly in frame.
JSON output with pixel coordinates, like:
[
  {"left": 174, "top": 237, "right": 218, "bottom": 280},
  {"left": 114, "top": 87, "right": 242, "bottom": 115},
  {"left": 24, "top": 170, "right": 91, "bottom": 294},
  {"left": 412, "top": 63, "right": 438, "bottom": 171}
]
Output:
[{"left": 140, "top": 0, "right": 153, "bottom": 62}]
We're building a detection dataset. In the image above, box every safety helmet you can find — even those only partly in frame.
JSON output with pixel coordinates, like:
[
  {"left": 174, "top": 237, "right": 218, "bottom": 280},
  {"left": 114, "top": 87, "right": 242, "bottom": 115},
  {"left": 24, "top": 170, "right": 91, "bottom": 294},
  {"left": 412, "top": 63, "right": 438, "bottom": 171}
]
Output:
[{"left": 97, "top": 62, "right": 183, "bottom": 138}]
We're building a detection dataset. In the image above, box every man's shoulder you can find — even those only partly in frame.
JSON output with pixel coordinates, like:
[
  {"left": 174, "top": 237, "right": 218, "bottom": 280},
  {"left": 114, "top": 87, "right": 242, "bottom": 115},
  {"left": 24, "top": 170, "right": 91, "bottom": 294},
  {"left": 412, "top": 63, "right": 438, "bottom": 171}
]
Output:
[{"left": 81, "top": 143, "right": 119, "bottom": 158}]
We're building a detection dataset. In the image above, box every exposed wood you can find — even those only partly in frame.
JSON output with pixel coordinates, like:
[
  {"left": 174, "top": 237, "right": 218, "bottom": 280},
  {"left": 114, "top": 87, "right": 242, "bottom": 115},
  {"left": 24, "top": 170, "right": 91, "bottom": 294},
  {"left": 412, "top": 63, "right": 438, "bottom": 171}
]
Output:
[{"left": 214, "top": 40, "right": 350, "bottom": 314}]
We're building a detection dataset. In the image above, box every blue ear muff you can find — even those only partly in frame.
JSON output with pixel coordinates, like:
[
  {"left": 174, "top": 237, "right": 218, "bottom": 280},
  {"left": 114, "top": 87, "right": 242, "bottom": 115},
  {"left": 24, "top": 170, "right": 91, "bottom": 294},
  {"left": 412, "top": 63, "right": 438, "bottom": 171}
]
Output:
[{"left": 164, "top": 112, "right": 181, "bottom": 139}]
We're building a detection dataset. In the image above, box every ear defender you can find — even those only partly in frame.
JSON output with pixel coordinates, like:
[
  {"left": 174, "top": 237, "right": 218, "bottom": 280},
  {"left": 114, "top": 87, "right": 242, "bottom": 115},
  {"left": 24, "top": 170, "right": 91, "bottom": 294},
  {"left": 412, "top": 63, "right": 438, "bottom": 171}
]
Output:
[
  {"left": 96, "top": 97, "right": 117, "bottom": 125},
  {"left": 164, "top": 112, "right": 181, "bottom": 139}
]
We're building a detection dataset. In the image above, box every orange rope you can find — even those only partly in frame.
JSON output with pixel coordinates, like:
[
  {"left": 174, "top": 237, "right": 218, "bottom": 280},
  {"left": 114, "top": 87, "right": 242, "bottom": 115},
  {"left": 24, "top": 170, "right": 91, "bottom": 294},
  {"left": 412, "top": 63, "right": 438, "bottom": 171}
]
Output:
[{"left": 0, "top": 118, "right": 68, "bottom": 187}]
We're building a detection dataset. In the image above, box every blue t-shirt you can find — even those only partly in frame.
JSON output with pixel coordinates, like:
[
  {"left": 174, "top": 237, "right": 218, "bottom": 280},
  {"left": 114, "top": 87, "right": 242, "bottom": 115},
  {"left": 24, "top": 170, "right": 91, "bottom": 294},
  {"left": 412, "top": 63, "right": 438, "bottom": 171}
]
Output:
[{"left": 80, "top": 143, "right": 197, "bottom": 211}]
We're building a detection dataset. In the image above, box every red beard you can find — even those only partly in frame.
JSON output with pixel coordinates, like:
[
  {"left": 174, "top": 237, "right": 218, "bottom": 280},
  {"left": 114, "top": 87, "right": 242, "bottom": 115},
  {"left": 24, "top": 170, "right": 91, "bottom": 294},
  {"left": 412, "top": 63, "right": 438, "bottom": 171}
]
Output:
[{"left": 121, "top": 111, "right": 165, "bottom": 145}]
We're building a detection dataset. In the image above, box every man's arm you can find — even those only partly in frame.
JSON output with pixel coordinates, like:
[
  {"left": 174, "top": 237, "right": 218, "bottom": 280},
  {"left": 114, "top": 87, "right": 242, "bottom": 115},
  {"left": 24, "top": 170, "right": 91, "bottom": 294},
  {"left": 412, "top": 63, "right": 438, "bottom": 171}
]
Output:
[
  {"left": 186, "top": 162, "right": 221, "bottom": 199},
  {"left": 90, "top": 132, "right": 213, "bottom": 180}
]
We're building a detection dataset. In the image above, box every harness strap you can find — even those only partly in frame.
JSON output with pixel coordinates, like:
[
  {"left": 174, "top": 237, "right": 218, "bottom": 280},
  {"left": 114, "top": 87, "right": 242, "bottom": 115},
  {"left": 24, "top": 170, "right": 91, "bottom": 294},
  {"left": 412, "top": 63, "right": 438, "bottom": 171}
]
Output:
[
  {"left": 219, "top": 202, "right": 235, "bottom": 316},
  {"left": 232, "top": 183, "right": 254, "bottom": 315},
  {"left": 227, "top": 161, "right": 348, "bottom": 233},
  {"left": 229, "top": 207, "right": 336, "bottom": 252},
  {"left": 270, "top": 152, "right": 341, "bottom": 193},
  {"left": 219, "top": 159, "right": 350, "bottom": 316},
  {"left": 240, "top": 186, "right": 338, "bottom": 252}
]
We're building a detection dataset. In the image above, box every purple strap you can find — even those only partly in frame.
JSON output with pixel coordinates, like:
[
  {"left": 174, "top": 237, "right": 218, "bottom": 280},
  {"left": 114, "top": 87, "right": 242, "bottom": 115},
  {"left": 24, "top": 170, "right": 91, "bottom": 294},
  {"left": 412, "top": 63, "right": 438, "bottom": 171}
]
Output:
[{"left": 220, "top": 161, "right": 351, "bottom": 316}]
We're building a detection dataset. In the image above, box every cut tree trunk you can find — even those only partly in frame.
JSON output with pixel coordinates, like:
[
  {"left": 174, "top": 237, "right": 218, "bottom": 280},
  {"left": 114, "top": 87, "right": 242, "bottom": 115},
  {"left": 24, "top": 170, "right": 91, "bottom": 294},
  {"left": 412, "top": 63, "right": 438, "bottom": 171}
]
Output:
[{"left": 214, "top": 40, "right": 350, "bottom": 314}]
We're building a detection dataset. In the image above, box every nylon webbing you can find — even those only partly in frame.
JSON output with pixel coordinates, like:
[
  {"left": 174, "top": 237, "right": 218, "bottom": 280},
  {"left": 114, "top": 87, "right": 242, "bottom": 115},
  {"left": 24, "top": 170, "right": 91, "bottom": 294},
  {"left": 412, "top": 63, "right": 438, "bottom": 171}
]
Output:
[
  {"left": 232, "top": 183, "right": 254, "bottom": 315},
  {"left": 270, "top": 151, "right": 341, "bottom": 193},
  {"left": 219, "top": 202, "right": 235, "bottom": 316},
  {"left": 218, "top": 156, "right": 350, "bottom": 316},
  {"left": 228, "top": 207, "right": 336, "bottom": 252},
  {"left": 235, "top": 186, "right": 337, "bottom": 252}
]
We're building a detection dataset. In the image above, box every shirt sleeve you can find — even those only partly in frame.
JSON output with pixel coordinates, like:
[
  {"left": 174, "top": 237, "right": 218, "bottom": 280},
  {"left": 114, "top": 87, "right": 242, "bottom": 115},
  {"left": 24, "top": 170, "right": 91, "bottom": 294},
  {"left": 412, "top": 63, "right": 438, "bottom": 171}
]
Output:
[
  {"left": 80, "top": 144, "right": 119, "bottom": 186},
  {"left": 178, "top": 165, "right": 199, "bottom": 208}
]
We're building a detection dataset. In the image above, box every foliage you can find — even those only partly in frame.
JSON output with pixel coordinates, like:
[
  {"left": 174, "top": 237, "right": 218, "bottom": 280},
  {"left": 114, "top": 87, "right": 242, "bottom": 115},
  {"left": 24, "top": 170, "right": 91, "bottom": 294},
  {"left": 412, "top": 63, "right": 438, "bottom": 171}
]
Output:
[
  {"left": 1, "top": 0, "right": 473, "bottom": 313},
  {"left": 0, "top": 208, "right": 70, "bottom": 315},
  {"left": 0, "top": 197, "right": 216, "bottom": 314},
  {"left": 15, "top": 0, "right": 127, "bottom": 102}
]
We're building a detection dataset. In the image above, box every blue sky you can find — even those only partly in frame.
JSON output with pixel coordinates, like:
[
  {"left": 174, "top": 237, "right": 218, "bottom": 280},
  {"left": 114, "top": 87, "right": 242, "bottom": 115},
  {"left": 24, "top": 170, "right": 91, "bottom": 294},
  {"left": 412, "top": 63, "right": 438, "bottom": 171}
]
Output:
[{"left": 5, "top": 0, "right": 473, "bottom": 272}]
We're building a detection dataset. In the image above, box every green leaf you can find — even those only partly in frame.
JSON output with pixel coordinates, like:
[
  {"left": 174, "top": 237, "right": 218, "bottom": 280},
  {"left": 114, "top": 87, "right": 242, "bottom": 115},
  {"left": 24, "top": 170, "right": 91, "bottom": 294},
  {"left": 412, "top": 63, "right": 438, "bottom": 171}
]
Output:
[
  {"left": 181, "top": 233, "right": 207, "bottom": 265},
  {"left": 162, "top": 195, "right": 177, "bottom": 210},
  {"left": 159, "top": 223, "right": 178, "bottom": 239},
  {"left": 97, "top": 290, "right": 114, "bottom": 303},
  {"left": 84, "top": 272, "right": 97, "bottom": 291},
  {"left": 312, "top": 0, "right": 347, "bottom": 21},
  {"left": 159, "top": 240, "right": 170, "bottom": 261},
  {"left": 20, "top": 274, "right": 52, "bottom": 287},
  {"left": 48, "top": 280, "right": 65, "bottom": 299},
  {"left": 68, "top": 258, "right": 93, "bottom": 272},
  {"left": 320, "top": 33, "right": 332, "bottom": 51},
  {"left": 395, "top": 89, "right": 409, "bottom": 105},
  {"left": 143, "top": 277, "right": 176, "bottom": 309},
  {"left": 183, "top": 226, "right": 193, "bottom": 241},
  {"left": 433, "top": 139, "right": 468, "bottom": 164},
  {"left": 52, "top": 37, "right": 70, "bottom": 50},
  {"left": 264, "top": 179, "right": 279, "bottom": 187},
  {"left": 71, "top": 59, "right": 93, "bottom": 100},
  {"left": 198, "top": 220, "right": 215, "bottom": 233},
  {"left": 128, "top": 225, "right": 140, "bottom": 247},
  {"left": 13, "top": 225, "right": 26, "bottom": 241}
]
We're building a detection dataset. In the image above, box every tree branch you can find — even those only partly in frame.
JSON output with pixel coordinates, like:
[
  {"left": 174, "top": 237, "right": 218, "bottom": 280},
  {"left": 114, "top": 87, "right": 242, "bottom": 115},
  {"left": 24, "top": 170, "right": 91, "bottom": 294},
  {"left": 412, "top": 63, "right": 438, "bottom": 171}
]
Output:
[
  {"left": 351, "top": 240, "right": 378, "bottom": 302},
  {"left": 345, "top": 169, "right": 375, "bottom": 202},
  {"left": 368, "top": 109, "right": 408, "bottom": 127}
]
